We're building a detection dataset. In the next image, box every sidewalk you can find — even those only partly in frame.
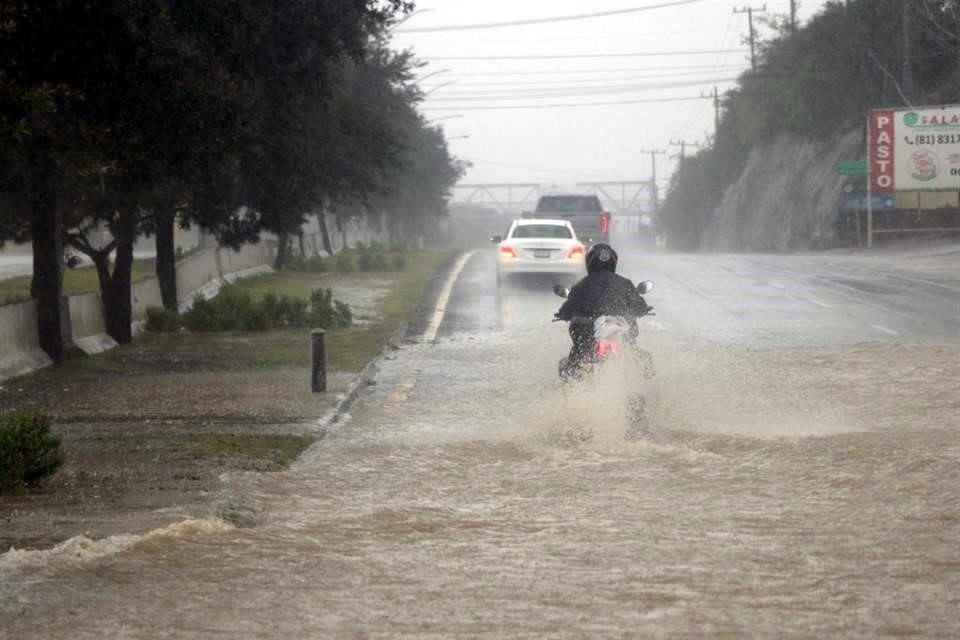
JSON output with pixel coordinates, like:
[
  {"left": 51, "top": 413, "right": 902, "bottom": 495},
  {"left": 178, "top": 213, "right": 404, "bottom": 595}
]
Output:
[{"left": 0, "top": 250, "right": 455, "bottom": 550}]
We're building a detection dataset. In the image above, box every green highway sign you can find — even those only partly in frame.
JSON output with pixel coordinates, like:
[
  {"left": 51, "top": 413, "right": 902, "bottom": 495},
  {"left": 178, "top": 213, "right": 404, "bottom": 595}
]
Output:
[{"left": 836, "top": 160, "right": 868, "bottom": 176}]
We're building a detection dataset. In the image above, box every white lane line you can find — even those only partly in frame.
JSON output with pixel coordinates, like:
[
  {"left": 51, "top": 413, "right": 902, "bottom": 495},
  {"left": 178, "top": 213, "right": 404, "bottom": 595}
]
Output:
[
  {"left": 808, "top": 298, "right": 834, "bottom": 309},
  {"left": 422, "top": 251, "right": 477, "bottom": 343},
  {"left": 871, "top": 323, "right": 901, "bottom": 337}
]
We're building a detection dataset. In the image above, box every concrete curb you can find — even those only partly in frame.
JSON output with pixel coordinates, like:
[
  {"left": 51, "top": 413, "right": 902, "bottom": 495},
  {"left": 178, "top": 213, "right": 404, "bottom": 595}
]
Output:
[
  {"left": 313, "top": 321, "right": 409, "bottom": 432},
  {"left": 312, "top": 250, "right": 468, "bottom": 433}
]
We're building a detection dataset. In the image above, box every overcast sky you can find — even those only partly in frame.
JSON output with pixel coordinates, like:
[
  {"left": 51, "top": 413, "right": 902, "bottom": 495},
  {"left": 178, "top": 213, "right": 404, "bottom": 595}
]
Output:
[{"left": 391, "top": 0, "right": 831, "bottom": 194}]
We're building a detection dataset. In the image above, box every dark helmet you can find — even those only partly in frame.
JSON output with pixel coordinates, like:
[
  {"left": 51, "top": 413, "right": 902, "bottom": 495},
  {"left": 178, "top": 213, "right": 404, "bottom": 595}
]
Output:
[{"left": 586, "top": 243, "right": 618, "bottom": 274}]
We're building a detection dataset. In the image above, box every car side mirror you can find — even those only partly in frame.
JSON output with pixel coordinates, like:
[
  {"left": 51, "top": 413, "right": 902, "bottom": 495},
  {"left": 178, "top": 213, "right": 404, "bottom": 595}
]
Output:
[
  {"left": 490, "top": 235, "right": 502, "bottom": 243},
  {"left": 552, "top": 284, "right": 570, "bottom": 298},
  {"left": 637, "top": 280, "right": 655, "bottom": 295}
]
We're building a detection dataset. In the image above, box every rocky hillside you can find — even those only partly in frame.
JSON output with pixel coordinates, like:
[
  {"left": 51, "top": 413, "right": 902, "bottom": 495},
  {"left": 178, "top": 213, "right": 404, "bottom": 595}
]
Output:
[{"left": 702, "top": 130, "right": 862, "bottom": 252}]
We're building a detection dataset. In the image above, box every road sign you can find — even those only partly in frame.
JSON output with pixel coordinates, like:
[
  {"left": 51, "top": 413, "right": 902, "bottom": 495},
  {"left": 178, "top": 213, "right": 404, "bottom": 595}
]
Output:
[
  {"left": 836, "top": 160, "right": 867, "bottom": 176},
  {"left": 841, "top": 193, "right": 895, "bottom": 212},
  {"left": 870, "top": 105, "right": 960, "bottom": 192}
]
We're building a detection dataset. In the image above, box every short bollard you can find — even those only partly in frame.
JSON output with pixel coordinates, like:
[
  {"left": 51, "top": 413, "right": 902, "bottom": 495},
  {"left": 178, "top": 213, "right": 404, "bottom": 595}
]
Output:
[{"left": 311, "top": 329, "right": 326, "bottom": 393}]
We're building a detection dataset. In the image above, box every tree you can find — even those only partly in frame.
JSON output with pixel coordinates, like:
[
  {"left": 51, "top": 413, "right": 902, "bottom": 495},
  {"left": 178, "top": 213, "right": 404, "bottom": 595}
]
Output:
[
  {"left": 1, "top": 1, "right": 414, "bottom": 346},
  {"left": 661, "top": 0, "right": 960, "bottom": 250}
]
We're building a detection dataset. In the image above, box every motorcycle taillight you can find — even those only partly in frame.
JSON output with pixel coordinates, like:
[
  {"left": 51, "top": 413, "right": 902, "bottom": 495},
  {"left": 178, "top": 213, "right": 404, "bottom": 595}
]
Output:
[{"left": 596, "top": 340, "right": 621, "bottom": 359}]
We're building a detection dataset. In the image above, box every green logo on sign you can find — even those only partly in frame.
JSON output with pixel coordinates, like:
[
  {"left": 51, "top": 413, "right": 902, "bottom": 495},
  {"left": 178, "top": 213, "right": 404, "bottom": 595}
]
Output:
[{"left": 904, "top": 112, "right": 920, "bottom": 127}]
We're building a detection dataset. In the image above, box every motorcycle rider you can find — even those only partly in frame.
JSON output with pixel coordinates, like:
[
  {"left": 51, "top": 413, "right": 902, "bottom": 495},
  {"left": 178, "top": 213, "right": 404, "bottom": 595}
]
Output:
[{"left": 555, "top": 243, "right": 651, "bottom": 375}]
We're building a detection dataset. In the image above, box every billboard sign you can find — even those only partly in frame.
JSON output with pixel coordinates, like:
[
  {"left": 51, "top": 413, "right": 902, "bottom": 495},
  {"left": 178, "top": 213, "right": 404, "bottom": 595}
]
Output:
[{"left": 870, "top": 105, "right": 960, "bottom": 192}]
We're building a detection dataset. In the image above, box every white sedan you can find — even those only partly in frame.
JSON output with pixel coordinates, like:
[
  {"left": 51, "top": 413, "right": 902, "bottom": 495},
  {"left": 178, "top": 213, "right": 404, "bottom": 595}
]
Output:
[{"left": 492, "top": 219, "right": 586, "bottom": 283}]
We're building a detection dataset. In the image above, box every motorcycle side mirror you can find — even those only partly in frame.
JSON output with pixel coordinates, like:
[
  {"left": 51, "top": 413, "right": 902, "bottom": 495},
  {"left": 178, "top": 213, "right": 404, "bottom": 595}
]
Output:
[
  {"left": 552, "top": 285, "right": 570, "bottom": 298},
  {"left": 637, "top": 280, "right": 655, "bottom": 295},
  {"left": 490, "top": 235, "right": 502, "bottom": 243}
]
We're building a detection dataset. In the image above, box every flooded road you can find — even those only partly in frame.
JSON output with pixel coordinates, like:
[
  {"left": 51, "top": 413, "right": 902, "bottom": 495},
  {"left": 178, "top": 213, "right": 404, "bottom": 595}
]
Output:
[{"left": 3, "top": 247, "right": 959, "bottom": 638}]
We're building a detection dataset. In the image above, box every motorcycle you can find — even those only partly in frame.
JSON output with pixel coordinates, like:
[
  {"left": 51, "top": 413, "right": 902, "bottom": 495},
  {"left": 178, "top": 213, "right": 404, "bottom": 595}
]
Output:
[{"left": 552, "top": 280, "right": 656, "bottom": 437}]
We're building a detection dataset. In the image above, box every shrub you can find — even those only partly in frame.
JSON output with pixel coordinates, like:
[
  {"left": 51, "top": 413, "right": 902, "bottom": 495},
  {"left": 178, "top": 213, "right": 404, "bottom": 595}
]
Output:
[
  {"left": 179, "top": 285, "right": 351, "bottom": 332},
  {"left": 273, "top": 295, "right": 307, "bottom": 327},
  {"left": 213, "top": 285, "right": 257, "bottom": 331},
  {"left": 368, "top": 241, "right": 386, "bottom": 253},
  {"left": 285, "top": 254, "right": 328, "bottom": 273},
  {"left": 308, "top": 255, "right": 328, "bottom": 272},
  {"left": 356, "top": 251, "right": 373, "bottom": 272},
  {"left": 308, "top": 288, "right": 353, "bottom": 329},
  {"left": 182, "top": 294, "right": 221, "bottom": 332},
  {"left": 334, "top": 252, "right": 354, "bottom": 273},
  {"left": 145, "top": 306, "right": 180, "bottom": 333},
  {"left": 334, "top": 300, "right": 353, "bottom": 328},
  {"left": 371, "top": 253, "right": 388, "bottom": 271},
  {"left": 391, "top": 254, "right": 407, "bottom": 271},
  {"left": 0, "top": 411, "right": 63, "bottom": 493}
]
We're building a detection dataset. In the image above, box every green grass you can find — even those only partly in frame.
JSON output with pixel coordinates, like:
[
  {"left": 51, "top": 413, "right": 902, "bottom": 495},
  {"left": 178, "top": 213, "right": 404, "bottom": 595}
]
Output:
[
  {"left": 240, "top": 249, "right": 451, "bottom": 371},
  {"left": 189, "top": 433, "right": 314, "bottom": 468},
  {"left": 233, "top": 271, "right": 332, "bottom": 300},
  {"left": 0, "top": 259, "right": 157, "bottom": 306}
]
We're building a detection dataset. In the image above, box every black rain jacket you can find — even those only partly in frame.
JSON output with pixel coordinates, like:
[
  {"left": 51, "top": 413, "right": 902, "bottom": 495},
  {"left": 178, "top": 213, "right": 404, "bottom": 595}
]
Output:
[{"left": 557, "top": 270, "right": 649, "bottom": 323}]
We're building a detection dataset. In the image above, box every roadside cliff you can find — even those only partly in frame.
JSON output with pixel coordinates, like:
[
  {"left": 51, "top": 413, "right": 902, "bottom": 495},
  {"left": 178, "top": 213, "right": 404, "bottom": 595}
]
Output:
[{"left": 701, "top": 129, "right": 863, "bottom": 252}]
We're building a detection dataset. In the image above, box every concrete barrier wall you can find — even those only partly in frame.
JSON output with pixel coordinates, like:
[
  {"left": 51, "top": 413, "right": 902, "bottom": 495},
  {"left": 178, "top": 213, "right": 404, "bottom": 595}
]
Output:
[
  {"left": 300, "top": 212, "right": 389, "bottom": 256},
  {"left": 1, "top": 241, "right": 278, "bottom": 383},
  {"left": 132, "top": 278, "right": 163, "bottom": 321},
  {"left": 68, "top": 292, "right": 117, "bottom": 355},
  {"left": 1, "top": 214, "right": 379, "bottom": 382},
  {"left": 0, "top": 299, "right": 52, "bottom": 381}
]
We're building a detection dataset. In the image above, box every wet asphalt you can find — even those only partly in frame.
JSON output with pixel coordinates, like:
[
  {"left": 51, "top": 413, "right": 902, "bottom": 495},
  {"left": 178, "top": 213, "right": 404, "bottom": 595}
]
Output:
[{"left": 441, "top": 238, "right": 960, "bottom": 346}]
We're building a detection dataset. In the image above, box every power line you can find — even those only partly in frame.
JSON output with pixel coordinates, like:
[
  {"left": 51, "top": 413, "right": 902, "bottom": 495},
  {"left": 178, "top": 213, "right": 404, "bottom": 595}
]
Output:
[
  {"left": 394, "top": 0, "right": 709, "bottom": 33},
  {"left": 426, "top": 49, "right": 750, "bottom": 61},
  {"left": 422, "top": 96, "right": 712, "bottom": 111},
  {"left": 425, "top": 77, "right": 740, "bottom": 102},
  {"left": 423, "top": 70, "right": 747, "bottom": 88},
  {"left": 447, "top": 63, "right": 751, "bottom": 77}
]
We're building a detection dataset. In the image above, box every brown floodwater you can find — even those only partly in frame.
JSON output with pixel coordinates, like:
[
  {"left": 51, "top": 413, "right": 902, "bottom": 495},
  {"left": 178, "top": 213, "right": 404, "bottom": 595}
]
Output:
[{"left": 2, "top": 329, "right": 958, "bottom": 638}]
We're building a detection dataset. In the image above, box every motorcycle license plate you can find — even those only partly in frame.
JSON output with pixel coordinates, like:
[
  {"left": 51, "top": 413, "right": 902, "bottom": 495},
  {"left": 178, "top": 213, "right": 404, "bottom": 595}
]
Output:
[{"left": 534, "top": 249, "right": 551, "bottom": 258}]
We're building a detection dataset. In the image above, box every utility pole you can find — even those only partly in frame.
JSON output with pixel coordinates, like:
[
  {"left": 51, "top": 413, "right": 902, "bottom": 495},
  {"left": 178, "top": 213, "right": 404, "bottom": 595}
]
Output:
[
  {"left": 701, "top": 86, "right": 722, "bottom": 133},
  {"left": 734, "top": 5, "right": 766, "bottom": 72},
  {"left": 669, "top": 139, "right": 700, "bottom": 166},
  {"left": 639, "top": 148, "right": 667, "bottom": 218},
  {"left": 790, "top": 0, "right": 798, "bottom": 33},
  {"left": 902, "top": 1, "right": 915, "bottom": 102}
]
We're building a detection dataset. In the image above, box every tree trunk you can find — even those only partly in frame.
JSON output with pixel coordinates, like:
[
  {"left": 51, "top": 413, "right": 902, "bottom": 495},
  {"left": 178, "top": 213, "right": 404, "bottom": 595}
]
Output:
[
  {"left": 88, "top": 217, "right": 136, "bottom": 345},
  {"left": 316, "top": 212, "right": 334, "bottom": 255},
  {"left": 274, "top": 231, "right": 290, "bottom": 269},
  {"left": 336, "top": 215, "right": 348, "bottom": 250},
  {"left": 103, "top": 235, "right": 134, "bottom": 344},
  {"left": 28, "top": 161, "right": 66, "bottom": 363},
  {"left": 155, "top": 208, "right": 178, "bottom": 310}
]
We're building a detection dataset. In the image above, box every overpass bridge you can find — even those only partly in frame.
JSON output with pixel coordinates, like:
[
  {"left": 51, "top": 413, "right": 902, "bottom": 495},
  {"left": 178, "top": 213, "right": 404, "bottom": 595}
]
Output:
[{"left": 451, "top": 181, "right": 655, "bottom": 216}]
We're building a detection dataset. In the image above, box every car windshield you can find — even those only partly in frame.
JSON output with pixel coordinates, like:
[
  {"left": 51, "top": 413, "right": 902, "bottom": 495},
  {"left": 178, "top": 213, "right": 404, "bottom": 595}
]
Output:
[
  {"left": 511, "top": 225, "right": 572, "bottom": 239},
  {"left": 535, "top": 196, "right": 602, "bottom": 213}
]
